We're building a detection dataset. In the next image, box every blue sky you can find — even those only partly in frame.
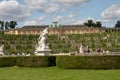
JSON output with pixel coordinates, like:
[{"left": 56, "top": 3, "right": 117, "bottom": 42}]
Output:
[{"left": 0, "top": 0, "right": 120, "bottom": 28}]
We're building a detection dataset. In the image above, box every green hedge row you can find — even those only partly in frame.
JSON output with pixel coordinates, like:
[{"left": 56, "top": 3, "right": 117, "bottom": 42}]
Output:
[
  {"left": 56, "top": 56, "right": 120, "bottom": 69},
  {"left": 1, "top": 55, "right": 120, "bottom": 69},
  {"left": 0, "top": 56, "right": 56, "bottom": 67},
  {"left": 0, "top": 57, "right": 16, "bottom": 67}
]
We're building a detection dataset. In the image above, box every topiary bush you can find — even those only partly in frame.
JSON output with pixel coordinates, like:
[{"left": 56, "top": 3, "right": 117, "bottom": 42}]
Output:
[{"left": 56, "top": 56, "right": 120, "bottom": 69}]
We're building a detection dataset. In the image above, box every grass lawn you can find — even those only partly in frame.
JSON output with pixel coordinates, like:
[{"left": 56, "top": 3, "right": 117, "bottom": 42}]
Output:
[{"left": 0, "top": 66, "right": 120, "bottom": 80}]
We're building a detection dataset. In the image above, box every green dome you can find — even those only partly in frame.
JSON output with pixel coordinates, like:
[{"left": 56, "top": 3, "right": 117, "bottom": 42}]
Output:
[{"left": 49, "top": 22, "right": 62, "bottom": 28}]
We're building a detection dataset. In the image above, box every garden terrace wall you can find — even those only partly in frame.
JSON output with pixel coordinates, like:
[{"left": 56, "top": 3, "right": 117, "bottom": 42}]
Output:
[{"left": 56, "top": 56, "right": 120, "bottom": 69}]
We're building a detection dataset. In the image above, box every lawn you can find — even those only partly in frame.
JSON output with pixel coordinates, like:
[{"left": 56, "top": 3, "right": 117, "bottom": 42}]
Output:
[{"left": 0, "top": 66, "right": 120, "bottom": 80}]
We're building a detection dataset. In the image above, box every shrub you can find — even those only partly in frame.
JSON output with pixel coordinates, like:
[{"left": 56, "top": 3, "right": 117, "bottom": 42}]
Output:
[
  {"left": 16, "top": 56, "right": 33, "bottom": 67},
  {"left": 4, "top": 44, "right": 11, "bottom": 50},
  {"left": 56, "top": 56, "right": 120, "bottom": 69},
  {"left": 0, "top": 56, "right": 56, "bottom": 67},
  {"left": 16, "top": 56, "right": 56, "bottom": 67},
  {"left": 0, "top": 57, "right": 16, "bottom": 67}
]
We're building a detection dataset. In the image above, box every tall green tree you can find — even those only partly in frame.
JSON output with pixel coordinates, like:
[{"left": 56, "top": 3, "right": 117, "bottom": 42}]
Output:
[
  {"left": 115, "top": 20, "right": 120, "bottom": 28},
  {"left": 0, "top": 20, "right": 2, "bottom": 30},
  {"left": 0, "top": 20, "right": 4, "bottom": 30},
  {"left": 9, "top": 21, "right": 17, "bottom": 29},
  {"left": 5, "top": 21, "right": 9, "bottom": 30}
]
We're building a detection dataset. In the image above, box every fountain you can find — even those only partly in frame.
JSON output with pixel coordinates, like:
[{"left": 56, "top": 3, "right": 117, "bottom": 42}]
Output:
[
  {"left": 34, "top": 28, "right": 51, "bottom": 56},
  {"left": 0, "top": 45, "right": 4, "bottom": 56}
]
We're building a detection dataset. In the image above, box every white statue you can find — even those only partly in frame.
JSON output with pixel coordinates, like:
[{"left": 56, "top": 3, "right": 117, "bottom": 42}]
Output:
[
  {"left": 35, "top": 28, "right": 51, "bottom": 56},
  {"left": 37, "top": 37, "right": 46, "bottom": 51},
  {"left": 79, "top": 44, "right": 83, "bottom": 53},
  {"left": 36, "top": 28, "right": 48, "bottom": 51},
  {"left": 0, "top": 45, "right": 4, "bottom": 55},
  {"left": 38, "top": 28, "right": 48, "bottom": 40}
]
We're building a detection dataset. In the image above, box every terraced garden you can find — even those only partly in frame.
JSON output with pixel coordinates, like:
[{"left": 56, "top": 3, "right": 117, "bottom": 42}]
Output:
[{"left": 0, "top": 32, "right": 120, "bottom": 55}]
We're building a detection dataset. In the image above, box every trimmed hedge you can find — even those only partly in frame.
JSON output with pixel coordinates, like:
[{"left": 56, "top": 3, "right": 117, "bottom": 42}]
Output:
[
  {"left": 56, "top": 56, "right": 120, "bottom": 69},
  {"left": 0, "top": 56, "right": 56, "bottom": 67},
  {"left": 1, "top": 55, "right": 120, "bottom": 69},
  {"left": 17, "top": 56, "right": 56, "bottom": 67},
  {"left": 0, "top": 57, "right": 16, "bottom": 67}
]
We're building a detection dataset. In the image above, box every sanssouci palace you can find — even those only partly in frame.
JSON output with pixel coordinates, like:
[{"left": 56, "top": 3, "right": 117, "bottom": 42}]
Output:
[{"left": 4, "top": 22, "right": 105, "bottom": 35}]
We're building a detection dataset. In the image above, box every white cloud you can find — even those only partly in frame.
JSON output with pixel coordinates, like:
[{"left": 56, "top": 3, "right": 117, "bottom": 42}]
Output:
[
  {"left": 25, "top": 0, "right": 47, "bottom": 10},
  {"left": 0, "top": 0, "right": 31, "bottom": 21},
  {"left": 24, "top": 16, "right": 47, "bottom": 26},
  {"left": 53, "top": 15, "right": 63, "bottom": 21},
  {"left": 102, "top": 19, "right": 112, "bottom": 23},
  {"left": 68, "top": 14, "right": 76, "bottom": 18},
  {"left": 25, "top": 0, "right": 91, "bottom": 13},
  {"left": 52, "top": 14, "right": 78, "bottom": 25},
  {"left": 52, "top": 0, "right": 91, "bottom": 6},
  {"left": 74, "top": 20, "right": 84, "bottom": 25},
  {"left": 25, "top": 0, "right": 59, "bottom": 13},
  {"left": 24, "top": 20, "right": 37, "bottom": 25},
  {"left": 45, "top": 3, "right": 59, "bottom": 13},
  {"left": 101, "top": 4, "right": 120, "bottom": 19},
  {"left": 24, "top": 14, "right": 78, "bottom": 25}
]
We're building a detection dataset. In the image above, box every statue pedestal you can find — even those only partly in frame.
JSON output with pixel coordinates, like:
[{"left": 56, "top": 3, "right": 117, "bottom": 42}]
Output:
[
  {"left": 35, "top": 50, "right": 51, "bottom": 56},
  {"left": 0, "top": 50, "right": 4, "bottom": 56}
]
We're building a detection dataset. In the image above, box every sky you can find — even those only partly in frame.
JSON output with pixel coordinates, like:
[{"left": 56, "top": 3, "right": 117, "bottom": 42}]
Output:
[{"left": 0, "top": 0, "right": 120, "bottom": 28}]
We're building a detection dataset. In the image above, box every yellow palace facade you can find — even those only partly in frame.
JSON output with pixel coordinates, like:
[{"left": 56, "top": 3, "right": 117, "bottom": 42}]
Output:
[{"left": 4, "top": 22, "right": 105, "bottom": 35}]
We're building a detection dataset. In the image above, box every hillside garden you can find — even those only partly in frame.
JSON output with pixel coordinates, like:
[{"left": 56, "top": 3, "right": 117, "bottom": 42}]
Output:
[{"left": 0, "top": 32, "right": 120, "bottom": 55}]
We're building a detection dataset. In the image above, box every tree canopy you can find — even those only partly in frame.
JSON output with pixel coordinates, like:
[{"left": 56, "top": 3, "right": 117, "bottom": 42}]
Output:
[
  {"left": 0, "top": 20, "right": 17, "bottom": 30},
  {"left": 0, "top": 21, "right": 4, "bottom": 30},
  {"left": 84, "top": 19, "right": 102, "bottom": 28},
  {"left": 9, "top": 21, "right": 17, "bottom": 29},
  {"left": 115, "top": 20, "right": 120, "bottom": 28}
]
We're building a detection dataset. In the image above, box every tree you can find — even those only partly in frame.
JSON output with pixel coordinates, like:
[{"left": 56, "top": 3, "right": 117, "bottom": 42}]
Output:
[
  {"left": 0, "top": 20, "right": 4, "bottom": 30},
  {"left": 84, "top": 19, "right": 102, "bottom": 28},
  {"left": 115, "top": 20, "right": 120, "bottom": 28},
  {"left": 9, "top": 21, "right": 17, "bottom": 29},
  {"left": 96, "top": 21, "right": 102, "bottom": 28},
  {"left": 5, "top": 21, "right": 9, "bottom": 30},
  {"left": 84, "top": 19, "right": 94, "bottom": 27}
]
